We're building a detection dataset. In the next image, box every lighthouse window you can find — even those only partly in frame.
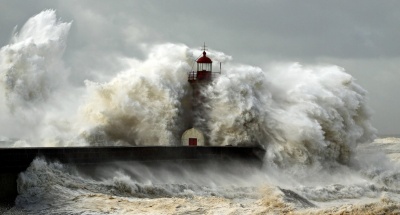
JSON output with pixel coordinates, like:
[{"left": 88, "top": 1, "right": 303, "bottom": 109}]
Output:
[
  {"left": 198, "top": 63, "right": 212, "bottom": 71},
  {"left": 205, "top": 63, "right": 211, "bottom": 71}
]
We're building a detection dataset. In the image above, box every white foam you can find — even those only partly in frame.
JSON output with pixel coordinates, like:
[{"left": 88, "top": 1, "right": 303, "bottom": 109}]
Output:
[{"left": 0, "top": 10, "right": 82, "bottom": 146}]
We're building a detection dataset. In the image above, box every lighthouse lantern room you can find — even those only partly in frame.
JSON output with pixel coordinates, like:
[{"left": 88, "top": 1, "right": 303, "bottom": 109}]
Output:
[{"left": 188, "top": 43, "right": 214, "bottom": 83}]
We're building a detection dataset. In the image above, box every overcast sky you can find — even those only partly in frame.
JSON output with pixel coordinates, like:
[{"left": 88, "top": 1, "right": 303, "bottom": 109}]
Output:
[{"left": 1, "top": 0, "right": 399, "bottom": 135}]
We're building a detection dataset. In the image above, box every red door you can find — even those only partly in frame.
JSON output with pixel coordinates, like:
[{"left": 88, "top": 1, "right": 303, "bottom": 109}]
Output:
[{"left": 189, "top": 138, "right": 197, "bottom": 146}]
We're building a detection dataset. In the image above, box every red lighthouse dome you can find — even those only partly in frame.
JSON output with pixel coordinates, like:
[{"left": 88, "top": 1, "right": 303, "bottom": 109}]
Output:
[{"left": 197, "top": 51, "right": 212, "bottom": 63}]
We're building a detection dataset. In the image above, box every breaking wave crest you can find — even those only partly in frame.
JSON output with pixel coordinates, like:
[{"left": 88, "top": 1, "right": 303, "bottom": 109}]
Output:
[
  {"left": 206, "top": 63, "right": 376, "bottom": 168},
  {"left": 79, "top": 44, "right": 193, "bottom": 146},
  {"left": 0, "top": 10, "right": 79, "bottom": 146},
  {"left": 0, "top": 9, "right": 70, "bottom": 111}
]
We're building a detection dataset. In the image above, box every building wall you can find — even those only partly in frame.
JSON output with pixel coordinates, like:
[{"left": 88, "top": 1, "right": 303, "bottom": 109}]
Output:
[{"left": 181, "top": 128, "right": 205, "bottom": 146}]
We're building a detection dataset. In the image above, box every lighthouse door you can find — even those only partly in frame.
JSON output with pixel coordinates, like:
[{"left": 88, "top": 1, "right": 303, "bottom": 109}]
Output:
[{"left": 189, "top": 138, "right": 197, "bottom": 146}]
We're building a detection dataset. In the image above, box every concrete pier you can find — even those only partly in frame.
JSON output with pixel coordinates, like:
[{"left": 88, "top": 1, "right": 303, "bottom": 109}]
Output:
[{"left": 0, "top": 146, "right": 265, "bottom": 204}]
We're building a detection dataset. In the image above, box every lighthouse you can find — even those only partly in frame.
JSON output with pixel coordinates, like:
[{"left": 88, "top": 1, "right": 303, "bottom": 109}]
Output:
[
  {"left": 188, "top": 44, "right": 213, "bottom": 84},
  {"left": 182, "top": 44, "right": 220, "bottom": 146}
]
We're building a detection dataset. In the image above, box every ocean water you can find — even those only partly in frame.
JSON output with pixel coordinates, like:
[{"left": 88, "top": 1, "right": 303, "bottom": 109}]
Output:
[
  {"left": 1, "top": 10, "right": 399, "bottom": 214},
  {"left": 0, "top": 137, "right": 398, "bottom": 214}
]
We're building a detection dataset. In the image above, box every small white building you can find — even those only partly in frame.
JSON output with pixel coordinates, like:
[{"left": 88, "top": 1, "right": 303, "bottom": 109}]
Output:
[{"left": 181, "top": 128, "right": 205, "bottom": 146}]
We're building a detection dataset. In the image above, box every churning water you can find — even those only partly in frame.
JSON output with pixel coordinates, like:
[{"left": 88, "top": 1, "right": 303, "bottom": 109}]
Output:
[{"left": 1, "top": 10, "right": 399, "bottom": 214}]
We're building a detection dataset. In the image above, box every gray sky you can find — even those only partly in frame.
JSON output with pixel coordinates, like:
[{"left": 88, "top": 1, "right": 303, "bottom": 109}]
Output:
[{"left": 1, "top": 0, "right": 399, "bottom": 135}]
